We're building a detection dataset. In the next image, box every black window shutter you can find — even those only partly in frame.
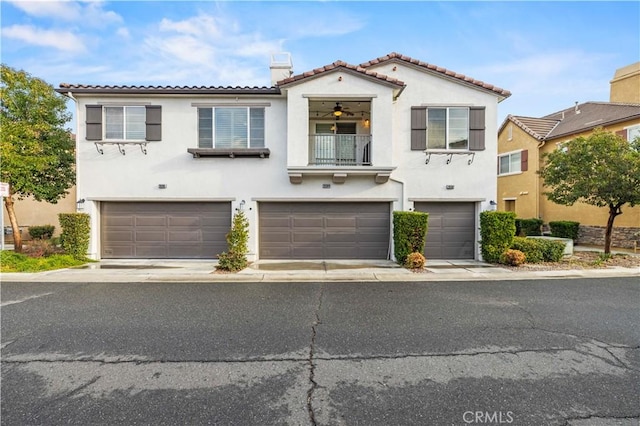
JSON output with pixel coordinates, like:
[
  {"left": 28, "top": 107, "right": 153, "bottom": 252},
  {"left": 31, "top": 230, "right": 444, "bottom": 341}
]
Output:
[
  {"left": 411, "top": 107, "right": 427, "bottom": 150},
  {"left": 469, "top": 107, "right": 486, "bottom": 151},
  {"left": 521, "top": 149, "right": 528, "bottom": 172},
  {"left": 86, "top": 105, "right": 103, "bottom": 141},
  {"left": 146, "top": 105, "right": 162, "bottom": 141}
]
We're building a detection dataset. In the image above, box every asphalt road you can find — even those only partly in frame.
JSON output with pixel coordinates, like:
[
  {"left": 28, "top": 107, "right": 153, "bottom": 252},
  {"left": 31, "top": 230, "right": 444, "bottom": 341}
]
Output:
[{"left": 1, "top": 278, "right": 639, "bottom": 426}]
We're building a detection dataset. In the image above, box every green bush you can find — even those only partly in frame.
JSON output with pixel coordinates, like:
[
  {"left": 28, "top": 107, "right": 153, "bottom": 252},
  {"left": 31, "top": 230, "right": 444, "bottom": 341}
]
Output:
[
  {"left": 511, "top": 237, "right": 565, "bottom": 263},
  {"left": 58, "top": 213, "right": 91, "bottom": 259},
  {"left": 549, "top": 221, "right": 580, "bottom": 241},
  {"left": 537, "top": 239, "right": 565, "bottom": 262},
  {"left": 511, "top": 237, "right": 543, "bottom": 263},
  {"left": 217, "top": 210, "right": 249, "bottom": 272},
  {"left": 22, "top": 239, "right": 60, "bottom": 258},
  {"left": 480, "top": 211, "right": 516, "bottom": 263},
  {"left": 515, "top": 218, "right": 543, "bottom": 236},
  {"left": 28, "top": 225, "right": 55, "bottom": 240},
  {"left": 393, "top": 211, "right": 429, "bottom": 264}
]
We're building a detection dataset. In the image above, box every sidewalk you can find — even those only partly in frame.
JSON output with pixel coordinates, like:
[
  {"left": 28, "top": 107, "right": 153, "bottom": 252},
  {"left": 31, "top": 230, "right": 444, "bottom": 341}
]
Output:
[{"left": 1, "top": 257, "right": 637, "bottom": 283}]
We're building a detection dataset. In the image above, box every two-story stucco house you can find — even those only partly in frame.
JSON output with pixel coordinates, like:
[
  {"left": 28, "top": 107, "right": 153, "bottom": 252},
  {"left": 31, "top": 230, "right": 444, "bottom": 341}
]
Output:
[{"left": 56, "top": 52, "right": 510, "bottom": 261}]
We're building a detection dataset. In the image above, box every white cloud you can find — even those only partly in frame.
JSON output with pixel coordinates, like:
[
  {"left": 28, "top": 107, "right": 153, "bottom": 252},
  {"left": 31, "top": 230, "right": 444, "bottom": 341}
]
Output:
[
  {"left": 6, "top": 0, "right": 122, "bottom": 27},
  {"left": 116, "top": 27, "right": 130, "bottom": 38},
  {"left": 2, "top": 24, "right": 85, "bottom": 53}
]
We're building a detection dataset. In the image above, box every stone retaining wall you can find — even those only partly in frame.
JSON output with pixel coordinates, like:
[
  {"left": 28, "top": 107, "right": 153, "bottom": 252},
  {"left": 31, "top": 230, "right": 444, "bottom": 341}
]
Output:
[{"left": 577, "top": 225, "right": 640, "bottom": 249}]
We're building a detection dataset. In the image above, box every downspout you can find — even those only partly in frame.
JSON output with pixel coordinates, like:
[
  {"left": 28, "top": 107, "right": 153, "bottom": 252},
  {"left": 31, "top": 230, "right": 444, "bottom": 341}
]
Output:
[
  {"left": 536, "top": 139, "right": 546, "bottom": 221},
  {"left": 388, "top": 176, "right": 406, "bottom": 261}
]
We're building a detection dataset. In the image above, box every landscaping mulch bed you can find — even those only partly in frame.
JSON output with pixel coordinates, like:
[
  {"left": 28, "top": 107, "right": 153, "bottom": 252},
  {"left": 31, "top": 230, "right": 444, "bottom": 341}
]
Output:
[{"left": 502, "top": 251, "right": 640, "bottom": 271}]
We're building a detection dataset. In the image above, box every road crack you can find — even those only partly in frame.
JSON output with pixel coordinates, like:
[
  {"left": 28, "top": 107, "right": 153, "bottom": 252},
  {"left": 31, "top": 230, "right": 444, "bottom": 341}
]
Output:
[{"left": 307, "top": 283, "right": 324, "bottom": 426}]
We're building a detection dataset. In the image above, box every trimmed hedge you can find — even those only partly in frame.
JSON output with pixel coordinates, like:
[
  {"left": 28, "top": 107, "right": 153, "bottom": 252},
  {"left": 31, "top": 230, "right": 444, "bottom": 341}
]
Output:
[
  {"left": 480, "top": 211, "right": 516, "bottom": 263},
  {"left": 511, "top": 237, "right": 565, "bottom": 263},
  {"left": 58, "top": 213, "right": 90, "bottom": 259},
  {"left": 393, "top": 211, "right": 429, "bottom": 264},
  {"left": 549, "top": 221, "right": 580, "bottom": 241},
  {"left": 28, "top": 225, "right": 55, "bottom": 240},
  {"left": 515, "top": 218, "right": 543, "bottom": 236}
]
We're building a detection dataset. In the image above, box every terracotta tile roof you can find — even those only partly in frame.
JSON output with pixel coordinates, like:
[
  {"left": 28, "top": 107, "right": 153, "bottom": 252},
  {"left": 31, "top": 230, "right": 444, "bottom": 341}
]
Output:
[
  {"left": 360, "top": 52, "right": 512, "bottom": 99},
  {"left": 56, "top": 83, "right": 281, "bottom": 95},
  {"left": 276, "top": 60, "right": 406, "bottom": 87}
]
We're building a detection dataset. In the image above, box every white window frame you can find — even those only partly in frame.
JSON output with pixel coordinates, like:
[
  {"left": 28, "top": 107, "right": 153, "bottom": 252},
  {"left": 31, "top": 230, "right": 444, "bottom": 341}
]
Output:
[
  {"left": 427, "top": 107, "right": 469, "bottom": 151},
  {"left": 104, "top": 106, "right": 146, "bottom": 141},
  {"left": 498, "top": 149, "right": 522, "bottom": 176},
  {"left": 626, "top": 124, "right": 640, "bottom": 142},
  {"left": 197, "top": 107, "right": 265, "bottom": 149}
]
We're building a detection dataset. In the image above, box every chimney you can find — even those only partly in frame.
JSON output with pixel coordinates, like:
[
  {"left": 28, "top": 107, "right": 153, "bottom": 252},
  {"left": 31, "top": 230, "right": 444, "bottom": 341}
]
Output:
[
  {"left": 270, "top": 53, "right": 293, "bottom": 86},
  {"left": 574, "top": 101, "right": 580, "bottom": 114}
]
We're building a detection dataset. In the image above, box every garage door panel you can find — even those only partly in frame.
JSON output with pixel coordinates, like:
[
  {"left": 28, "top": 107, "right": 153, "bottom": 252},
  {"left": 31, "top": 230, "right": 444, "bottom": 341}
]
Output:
[
  {"left": 135, "top": 231, "right": 166, "bottom": 242},
  {"left": 261, "top": 232, "right": 291, "bottom": 243},
  {"left": 293, "top": 232, "right": 323, "bottom": 243},
  {"left": 259, "top": 202, "right": 390, "bottom": 259},
  {"left": 101, "top": 202, "right": 231, "bottom": 259},
  {"left": 135, "top": 216, "right": 166, "bottom": 226},
  {"left": 104, "top": 231, "right": 134, "bottom": 243},
  {"left": 294, "top": 217, "right": 323, "bottom": 227}
]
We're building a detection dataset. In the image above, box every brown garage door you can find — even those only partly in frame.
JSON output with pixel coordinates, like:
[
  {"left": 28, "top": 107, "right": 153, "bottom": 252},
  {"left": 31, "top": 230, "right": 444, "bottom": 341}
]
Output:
[
  {"left": 101, "top": 202, "right": 231, "bottom": 259},
  {"left": 413, "top": 202, "right": 476, "bottom": 259},
  {"left": 259, "top": 202, "right": 390, "bottom": 259}
]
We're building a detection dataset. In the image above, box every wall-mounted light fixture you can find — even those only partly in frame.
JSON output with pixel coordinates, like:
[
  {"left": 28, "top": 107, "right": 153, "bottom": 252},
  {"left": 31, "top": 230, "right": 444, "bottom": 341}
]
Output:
[
  {"left": 76, "top": 198, "right": 86, "bottom": 210},
  {"left": 363, "top": 119, "right": 370, "bottom": 128}
]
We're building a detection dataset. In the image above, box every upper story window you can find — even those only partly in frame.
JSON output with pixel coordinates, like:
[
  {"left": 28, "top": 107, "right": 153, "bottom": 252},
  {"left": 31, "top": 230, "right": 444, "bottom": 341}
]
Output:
[
  {"left": 427, "top": 107, "right": 469, "bottom": 150},
  {"left": 105, "top": 106, "right": 146, "bottom": 140},
  {"left": 85, "top": 104, "right": 161, "bottom": 142},
  {"left": 198, "top": 107, "right": 265, "bottom": 149},
  {"left": 498, "top": 149, "right": 528, "bottom": 175},
  {"left": 411, "top": 106, "right": 485, "bottom": 152}
]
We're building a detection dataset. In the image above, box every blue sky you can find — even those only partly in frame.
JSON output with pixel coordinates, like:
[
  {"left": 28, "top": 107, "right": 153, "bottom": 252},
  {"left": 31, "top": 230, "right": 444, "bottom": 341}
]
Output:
[{"left": 2, "top": 1, "right": 639, "bottom": 126}]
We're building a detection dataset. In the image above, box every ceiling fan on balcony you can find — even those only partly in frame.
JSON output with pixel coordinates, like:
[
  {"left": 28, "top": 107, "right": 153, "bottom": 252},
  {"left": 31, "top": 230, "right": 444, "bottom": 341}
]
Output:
[{"left": 323, "top": 102, "right": 354, "bottom": 118}]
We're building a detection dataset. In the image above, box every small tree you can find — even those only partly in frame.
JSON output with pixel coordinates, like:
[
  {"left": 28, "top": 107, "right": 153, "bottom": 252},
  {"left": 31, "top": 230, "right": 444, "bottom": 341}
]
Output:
[
  {"left": 539, "top": 128, "right": 640, "bottom": 254},
  {"left": 217, "top": 209, "right": 249, "bottom": 272},
  {"left": 0, "top": 65, "right": 75, "bottom": 252},
  {"left": 392, "top": 211, "right": 429, "bottom": 264}
]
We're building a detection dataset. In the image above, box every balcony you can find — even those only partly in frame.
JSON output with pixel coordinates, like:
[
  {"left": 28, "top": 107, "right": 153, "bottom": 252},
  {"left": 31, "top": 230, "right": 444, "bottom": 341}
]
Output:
[
  {"left": 288, "top": 133, "right": 394, "bottom": 184},
  {"left": 309, "top": 134, "right": 371, "bottom": 166}
]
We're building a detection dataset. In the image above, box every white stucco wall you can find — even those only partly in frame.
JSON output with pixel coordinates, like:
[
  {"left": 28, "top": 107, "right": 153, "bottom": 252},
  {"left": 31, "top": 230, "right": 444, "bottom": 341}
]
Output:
[{"left": 72, "top": 60, "right": 504, "bottom": 260}]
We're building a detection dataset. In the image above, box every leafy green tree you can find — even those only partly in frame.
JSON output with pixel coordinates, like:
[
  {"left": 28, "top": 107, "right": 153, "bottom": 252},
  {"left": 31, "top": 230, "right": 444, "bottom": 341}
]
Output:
[
  {"left": 0, "top": 65, "right": 75, "bottom": 252},
  {"left": 539, "top": 128, "right": 640, "bottom": 254}
]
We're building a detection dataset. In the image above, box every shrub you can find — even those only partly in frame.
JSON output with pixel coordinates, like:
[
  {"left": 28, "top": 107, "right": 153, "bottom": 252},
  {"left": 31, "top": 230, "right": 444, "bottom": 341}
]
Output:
[
  {"left": 510, "top": 237, "right": 566, "bottom": 263},
  {"left": 404, "top": 252, "right": 426, "bottom": 269},
  {"left": 511, "top": 237, "right": 544, "bottom": 263},
  {"left": 28, "top": 225, "right": 55, "bottom": 240},
  {"left": 537, "top": 239, "right": 565, "bottom": 262},
  {"left": 501, "top": 249, "right": 526, "bottom": 266},
  {"left": 217, "top": 210, "right": 249, "bottom": 272},
  {"left": 515, "top": 218, "right": 543, "bottom": 236},
  {"left": 549, "top": 221, "right": 580, "bottom": 241},
  {"left": 480, "top": 211, "right": 516, "bottom": 263},
  {"left": 22, "top": 239, "right": 60, "bottom": 258},
  {"left": 58, "top": 213, "right": 91, "bottom": 259},
  {"left": 393, "top": 211, "right": 429, "bottom": 265}
]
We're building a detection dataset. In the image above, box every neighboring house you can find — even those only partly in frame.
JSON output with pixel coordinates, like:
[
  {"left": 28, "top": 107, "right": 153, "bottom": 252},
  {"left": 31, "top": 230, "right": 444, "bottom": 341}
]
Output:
[
  {"left": 497, "top": 97, "right": 640, "bottom": 248},
  {"left": 56, "top": 52, "right": 510, "bottom": 261}
]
